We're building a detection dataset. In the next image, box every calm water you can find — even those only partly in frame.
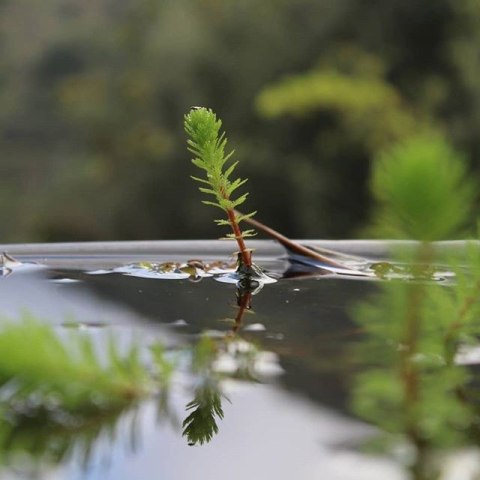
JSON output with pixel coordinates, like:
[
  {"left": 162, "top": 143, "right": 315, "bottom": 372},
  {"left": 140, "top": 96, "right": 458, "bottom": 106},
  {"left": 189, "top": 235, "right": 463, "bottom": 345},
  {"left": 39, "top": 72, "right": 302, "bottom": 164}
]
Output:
[{"left": 0, "top": 240, "right": 476, "bottom": 480}]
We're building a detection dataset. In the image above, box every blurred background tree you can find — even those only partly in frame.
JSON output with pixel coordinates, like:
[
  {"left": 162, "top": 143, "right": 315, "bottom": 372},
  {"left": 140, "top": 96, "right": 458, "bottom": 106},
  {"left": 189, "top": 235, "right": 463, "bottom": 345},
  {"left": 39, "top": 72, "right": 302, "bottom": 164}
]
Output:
[{"left": 0, "top": 0, "right": 478, "bottom": 242}]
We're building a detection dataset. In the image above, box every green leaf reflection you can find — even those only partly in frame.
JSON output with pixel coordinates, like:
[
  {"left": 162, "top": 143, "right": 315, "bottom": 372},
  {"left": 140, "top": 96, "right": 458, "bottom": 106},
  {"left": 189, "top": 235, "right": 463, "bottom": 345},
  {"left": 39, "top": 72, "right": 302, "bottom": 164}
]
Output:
[
  {"left": 0, "top": 283, "right": 267, "bottom": 469},
  {"left": 182, "top": 382, "right": 225, "bottom": 446}
]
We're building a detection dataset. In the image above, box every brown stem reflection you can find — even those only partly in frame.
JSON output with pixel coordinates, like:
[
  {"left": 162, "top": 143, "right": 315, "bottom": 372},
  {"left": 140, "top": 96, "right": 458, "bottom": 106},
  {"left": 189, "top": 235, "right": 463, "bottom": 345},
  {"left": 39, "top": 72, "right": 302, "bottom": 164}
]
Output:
[
  {"left": 182, "top": 282, "right": 263, "bottom": 447},
  {"left": 229, "top": 288, "right": 253, "bottom": 338}
]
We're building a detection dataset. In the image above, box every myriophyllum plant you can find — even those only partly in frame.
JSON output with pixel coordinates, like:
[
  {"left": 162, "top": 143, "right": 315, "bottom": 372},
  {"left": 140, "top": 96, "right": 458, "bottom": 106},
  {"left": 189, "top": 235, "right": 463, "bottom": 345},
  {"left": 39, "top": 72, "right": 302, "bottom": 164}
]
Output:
[
  {"left": 352, "top": 134, "right": 479, "bottom": 479},
  {"left": 369, "top": 134, "right": 474, "bottom": 242},
  {"left": 184, "top": 107, "right": 256, "bottom": 269}
]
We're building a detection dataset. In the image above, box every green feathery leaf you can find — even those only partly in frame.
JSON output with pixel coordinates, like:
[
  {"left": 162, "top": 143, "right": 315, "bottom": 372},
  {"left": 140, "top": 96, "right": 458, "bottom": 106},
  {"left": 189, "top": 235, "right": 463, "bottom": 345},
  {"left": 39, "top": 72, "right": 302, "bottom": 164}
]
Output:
[
  {"left": 241, "top": 229, "right": 257, "bottom": 237},
  {"left": 184, "top": 107, "right": 256, "bottom": 237},
  {"left": 214, "top": 219, "right": 231, "bottom": 226},
  {"left": 235, "top": 211, "right": 257, "bottom": 223}
]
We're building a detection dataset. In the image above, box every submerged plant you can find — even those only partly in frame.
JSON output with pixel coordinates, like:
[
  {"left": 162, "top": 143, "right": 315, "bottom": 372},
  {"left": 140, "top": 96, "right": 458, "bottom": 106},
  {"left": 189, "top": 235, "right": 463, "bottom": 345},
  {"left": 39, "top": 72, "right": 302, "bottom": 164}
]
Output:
[{"left": 184, "top": 107, "right": 256, "bottom": 269}]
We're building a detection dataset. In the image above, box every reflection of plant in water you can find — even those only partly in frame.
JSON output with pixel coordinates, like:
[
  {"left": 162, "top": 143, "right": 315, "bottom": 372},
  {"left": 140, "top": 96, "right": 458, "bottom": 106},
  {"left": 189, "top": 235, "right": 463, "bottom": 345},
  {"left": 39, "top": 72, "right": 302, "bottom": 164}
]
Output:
[
  {"left": 0, "top": 400, "right": 139, "bottom": 467},
  {"left": 0, "top": 314, "right": 174, "bottom": 469},
  {"left": 182, "top": 286, "right": 264, "bottom": 446},
  {"left": 0, "top": 316, "right": 158, "bottom": 412},
  {"left": 351, "top": 134, "right": 480, "bottom": 479},
  {"left": 231, "top": 286, "right": 253, "bottom": 336},
  {"left": 0, "top": 283, "right": 270, "bottom": 462},
  {"left": 182, "top": 337, "right": 225, "bottom": 446},
  {"left": 183, "top": 384, "right": 225, "bottom": 447},
  {"left": 181, "top": 337, "right": 263, "bottom": 447}
]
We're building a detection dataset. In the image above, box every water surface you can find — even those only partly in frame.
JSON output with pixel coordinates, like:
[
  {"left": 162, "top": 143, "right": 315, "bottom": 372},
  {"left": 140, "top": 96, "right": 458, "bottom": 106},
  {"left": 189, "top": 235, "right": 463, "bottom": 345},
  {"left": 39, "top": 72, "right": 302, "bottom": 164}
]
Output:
[{"left": 0, "top": 240, "right": 475, "bottom": 480}]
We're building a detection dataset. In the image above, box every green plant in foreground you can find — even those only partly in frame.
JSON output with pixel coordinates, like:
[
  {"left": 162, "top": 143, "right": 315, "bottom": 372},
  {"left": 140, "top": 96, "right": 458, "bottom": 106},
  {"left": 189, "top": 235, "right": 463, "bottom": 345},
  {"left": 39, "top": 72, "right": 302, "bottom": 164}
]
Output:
[
  {"left": 369, "top": 134, "right": 474, "bottom": 241},
  {"left": 184, "top": 107, "right": 256, "bottom": 268},
  {"left": 352, "top": 133, "right": 480, "bottom": 479}
]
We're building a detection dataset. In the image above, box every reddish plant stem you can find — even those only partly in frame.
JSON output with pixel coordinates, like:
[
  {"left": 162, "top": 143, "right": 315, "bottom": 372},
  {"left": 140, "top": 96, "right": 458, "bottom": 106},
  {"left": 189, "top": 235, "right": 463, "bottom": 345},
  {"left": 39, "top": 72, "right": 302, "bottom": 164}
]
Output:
[
  {"left": 226, "top": 208, "right": 252, "bottom": 268},
  {"left": 236, "top": 210, "right": 352, "bottom": 269}
]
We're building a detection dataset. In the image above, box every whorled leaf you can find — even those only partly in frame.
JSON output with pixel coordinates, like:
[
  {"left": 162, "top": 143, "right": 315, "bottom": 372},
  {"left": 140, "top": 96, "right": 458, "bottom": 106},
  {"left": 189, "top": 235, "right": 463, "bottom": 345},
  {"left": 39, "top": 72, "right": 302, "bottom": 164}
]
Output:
[{"left": 184, "top": 107, "right": 256, "bottom": 234}]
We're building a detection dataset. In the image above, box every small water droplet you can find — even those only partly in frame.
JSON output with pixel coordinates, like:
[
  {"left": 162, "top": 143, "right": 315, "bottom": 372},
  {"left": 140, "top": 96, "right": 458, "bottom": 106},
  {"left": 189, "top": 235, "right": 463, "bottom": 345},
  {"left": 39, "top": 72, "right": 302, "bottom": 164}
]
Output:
[
  {"left": 266, "top": 333, "right": 284, "bottom": 340},
  {"left": 51, "top": 278, "right": 81, "bottom": 284},
  {"left": 170, "top": 319, "right": 188, "bottom": 327},
  {"left": 244, "top": 323, "right": 266, "bottom": 331}
]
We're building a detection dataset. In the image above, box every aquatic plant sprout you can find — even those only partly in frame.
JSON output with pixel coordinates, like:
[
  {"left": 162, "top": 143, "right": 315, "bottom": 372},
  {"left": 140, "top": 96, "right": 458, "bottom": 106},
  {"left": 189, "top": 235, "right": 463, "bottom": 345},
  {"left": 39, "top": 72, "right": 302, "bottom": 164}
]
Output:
[{"left": 184, "top": 107, "right": 256, "bottom": 268}]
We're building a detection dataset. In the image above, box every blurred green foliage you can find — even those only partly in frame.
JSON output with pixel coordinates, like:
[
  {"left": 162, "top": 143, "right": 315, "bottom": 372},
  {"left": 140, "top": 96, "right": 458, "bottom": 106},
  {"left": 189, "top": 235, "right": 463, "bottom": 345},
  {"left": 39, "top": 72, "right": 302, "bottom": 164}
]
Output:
[
  {"left": 0, "top": 0, "right": 480, "bottom": 241},
  {"left": 0, "top": 315, "right": 160, "bottom": 413},
  {"left": 0, "top": 314, "right": 171, "bottom": 467},
  {"left": 0, "top": 313, "right": 257, "bottom": 463},
  {"left": 351, "top": 127, "right": 480, "bottom": 477},
  {"left": 256, "top": 60, "right": 423, "bottom": 151},
  {"left": 369, "top": 135, "right": 474, "bottom": 240}
]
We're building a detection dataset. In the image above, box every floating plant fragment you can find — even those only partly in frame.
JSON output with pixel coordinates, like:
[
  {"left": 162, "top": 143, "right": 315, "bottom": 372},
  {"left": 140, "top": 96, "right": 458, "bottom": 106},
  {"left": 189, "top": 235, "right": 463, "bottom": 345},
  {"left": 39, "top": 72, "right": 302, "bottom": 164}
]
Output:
[
  {"left": 86, "top": 258, "right": 281, "bottom": 287},
  {"left": 0, "top": 253, "right": 47, "bottom": 277},
  {"left": 87, "top": 259, "right": 237, "bottom": 281},
  {"left": 368, "top": 261, "right": 456, "bottom": 281}
]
